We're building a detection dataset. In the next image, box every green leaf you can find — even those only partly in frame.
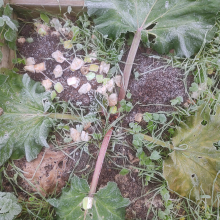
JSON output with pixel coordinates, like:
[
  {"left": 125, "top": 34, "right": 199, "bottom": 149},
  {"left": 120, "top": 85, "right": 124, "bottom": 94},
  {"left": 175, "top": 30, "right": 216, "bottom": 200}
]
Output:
[
  {"left": 2, "top": 15, "right": 18, "bottom": 31},
  {"left": 0, "top": 71, "right": 53, "bottom": 166},
  {"left": 150, "top": 150, "right": 161, "bottom": 160},
  {"left": 3, "top": 4, "right": 13, "bottom": 17},
  {"left": 7, "top": 40, "right": 16, "bottom": 50},
  {"left": 163, "top": 105, "right": 220, "bottom": 205},
  {"left": 159, "top": 114, "right": 167, "bottom": 124},
  {"left": 119, "top": 168, "right": 130, "bottom": 175},
  {"left": 4, "top": 28, "right": 16, "bottom": 42},
  {"left": 0, "top": 192, "right": 22, "bottom": 220},
  {"left": 143, "top": 112, "right": 152, "bottom": 122},
  {"left": 40, "top": 13, "right": 50, "bottom": 24},
  {"left": 48, "top": 175, "right": 130, "bottom": 220},
  {"left": 86, "top": 0, "right": 219, "bottom": 57}
]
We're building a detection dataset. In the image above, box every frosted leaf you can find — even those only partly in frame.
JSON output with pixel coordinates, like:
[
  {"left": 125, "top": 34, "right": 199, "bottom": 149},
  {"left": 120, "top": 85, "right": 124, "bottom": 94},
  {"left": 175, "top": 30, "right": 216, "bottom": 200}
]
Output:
[
  {"left": 63, "top": 40, "right": 73, "bottom": 49},
  {"left": 78, "top": 83, "right": 91, "bottom": 94},
  {"left": 114, "top": 75, "right": 121, "bottom": 87},
  {"left": 54, "top": 82, "right": 64, "bottom": 93},
  {"left": 17, "top": 37, "right": 25, "bottom": 44},
  {"left": 0, "top": 71, "right": 53, "bottom": 166},
  {"left": 80, "top": 66, "right": 90, "bottom": 75},
  {"left": 108, "top": 93, "right": 118, "bottom": 107},
  {"left": 52, "top": 50, "right": 65, "bottom": 63},
  {"left": 51, "top": 31, "right": 60, "bottom": 37},
  {"left": 42, "top": 79, "right": 52, "bottom": 91},
  {"left": 106, "top": 78, "right": 115, "bottom": 92},
  {"left": 99, "top": 61, "right": 110, "bottom": 74},
  {"left": 81, "top": 131, "right": 91, "bottom": 142},
  {"left": 50, "top": 18, "right": 62, "bottom": 32},
  {"left": 34, "top": 62, "right": 46, "bottom": 73},
  {"left": 48, "top": 175, "right": 130, "bottom": 219},
  {"left": 67, "top": 77, "right": 80, "bottom": 88},
  {"left": 70, "top": 57, "right": 84, "bottom": 72},
  {"left": 70, "top": 128, "right": 81, "bottom": 142},
  {"left": 24, "top": 65, "right": 35, "bottom": 73},
  {"left": 86, "top": 0, "right": 219, "bottom": 57},
  {"left": 53, "top": 65, "right": 63, "bottom": 78},
  {"left": 26, "top": 57, "right": 35, "bottom": 66},
  {"left": 164, "top": 105, "right": 220, "bottom": 206},
  {"left": 85, "top": 72, "right": 96, "bottom": 81},
  {"left": 134, "top": 113, "right": 143, "bottom": 123},
  {"left": 89, "top": 64, "right": 99, "bottom": 72}
]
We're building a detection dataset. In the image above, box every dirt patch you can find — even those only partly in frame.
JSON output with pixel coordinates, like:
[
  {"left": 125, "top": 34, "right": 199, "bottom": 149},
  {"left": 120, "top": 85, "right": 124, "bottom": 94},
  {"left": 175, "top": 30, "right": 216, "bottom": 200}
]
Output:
[
  {"left": 121, "top": 47, "right": 193, "bottom": 125},
  {"left": 17, "top": 24, "right": 102, "bottom": 106}
]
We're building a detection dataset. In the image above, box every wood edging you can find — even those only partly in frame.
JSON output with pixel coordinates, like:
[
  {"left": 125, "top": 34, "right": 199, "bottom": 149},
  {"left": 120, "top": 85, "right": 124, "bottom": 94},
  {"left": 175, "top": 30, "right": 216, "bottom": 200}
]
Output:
[{"left": 5, "top": 0, "right": 85, "bottom": 7}]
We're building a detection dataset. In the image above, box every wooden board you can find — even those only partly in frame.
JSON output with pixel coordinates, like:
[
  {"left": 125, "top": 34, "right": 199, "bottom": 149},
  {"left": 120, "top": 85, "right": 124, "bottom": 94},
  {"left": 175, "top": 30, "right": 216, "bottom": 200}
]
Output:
[
  {"left": 5, "top": 0, "right": 85, "bottom": 17},
  {"left": 0, "top": 13, "right": 17, "bottom": 69}
]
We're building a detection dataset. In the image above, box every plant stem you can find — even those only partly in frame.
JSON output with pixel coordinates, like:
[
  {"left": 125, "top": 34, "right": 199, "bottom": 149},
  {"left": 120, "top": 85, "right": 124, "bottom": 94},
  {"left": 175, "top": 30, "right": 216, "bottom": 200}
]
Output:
[
  {"left": 48, "top": 113, "right": 79, "bottom": 121},
  {"left": 87, "top": 29, "right": 142, "bottom": 200},
  {"left": 143, "top": 134, "right": 174, "bottom": 149},
  {"left": 88, "top": 128, "right": 113, "bottom": 197},
  {"left": 118, "top": 28, "right": 142, "bottom": 102}
]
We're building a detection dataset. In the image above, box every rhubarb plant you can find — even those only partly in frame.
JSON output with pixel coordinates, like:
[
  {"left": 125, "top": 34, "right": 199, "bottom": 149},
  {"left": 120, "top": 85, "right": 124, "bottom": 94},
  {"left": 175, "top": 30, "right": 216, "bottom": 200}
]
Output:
[
  {"left": 85, "top": 0, "right": 220, "bottom": 99},
  {"left": 48, "top": 175, "right": 130, "bottom": 220},
  {"left": 0, "top": 70, "right": 78, "bottom": 166}
]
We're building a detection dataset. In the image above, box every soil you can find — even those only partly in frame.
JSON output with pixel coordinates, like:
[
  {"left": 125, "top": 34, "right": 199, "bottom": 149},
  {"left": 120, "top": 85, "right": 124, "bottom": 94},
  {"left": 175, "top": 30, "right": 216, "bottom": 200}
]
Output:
[
  {"left": 2, "top": 22, "right": 193, "bottom": 219},
  {"left": 17, "top": 24, "right": 102, "bottom": 106}
]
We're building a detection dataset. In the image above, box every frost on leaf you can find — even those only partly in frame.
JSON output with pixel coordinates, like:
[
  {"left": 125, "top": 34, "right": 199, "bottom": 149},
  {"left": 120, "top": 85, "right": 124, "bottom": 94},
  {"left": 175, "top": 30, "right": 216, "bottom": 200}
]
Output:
[
  {"left": 0, "top": 70, "right": 53, "bottom": 166},
  {"left": 163, "top": 105, "right": 220, "bottom": 206},
  {"left": 48, "top": 175, "right": 130, "bottom": 220},
  {"left": 86, "top": 0, "right": 219, "bottom": 57},
  {"left": 0, "top": 192, "right": 22, "bottom": 220}
]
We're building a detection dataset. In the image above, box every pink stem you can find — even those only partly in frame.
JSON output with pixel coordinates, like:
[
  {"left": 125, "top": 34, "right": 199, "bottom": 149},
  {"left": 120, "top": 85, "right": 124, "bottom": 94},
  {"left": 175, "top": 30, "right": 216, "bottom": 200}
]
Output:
[{"left": 88, "top": 128, "right": 114, "bottom": 197}]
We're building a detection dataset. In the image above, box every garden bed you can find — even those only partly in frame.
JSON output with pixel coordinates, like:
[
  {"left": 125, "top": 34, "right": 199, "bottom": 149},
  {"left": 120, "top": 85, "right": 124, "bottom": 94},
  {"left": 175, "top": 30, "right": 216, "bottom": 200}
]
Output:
[{"left": 1, "top": 1, "right": 220, "bottom": 220}]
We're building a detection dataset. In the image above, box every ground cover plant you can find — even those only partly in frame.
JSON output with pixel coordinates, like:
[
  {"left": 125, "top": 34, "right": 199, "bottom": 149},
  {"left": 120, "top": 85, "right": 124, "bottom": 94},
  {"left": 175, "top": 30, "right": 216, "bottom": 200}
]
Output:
[{"left": 0, "top": 0, "right": 220, "bottom": 219}]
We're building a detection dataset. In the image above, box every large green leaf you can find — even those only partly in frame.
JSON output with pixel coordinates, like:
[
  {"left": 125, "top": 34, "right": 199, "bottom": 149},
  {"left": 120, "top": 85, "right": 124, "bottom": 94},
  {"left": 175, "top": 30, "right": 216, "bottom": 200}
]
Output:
[
  {"left": 0, "top": 70, "right": 53, "bottom": 166},
  {"left": 48, "top": 175, "right": 130, "bottom": 220},
  {"left": 0, "top": 192, "right": 22, "bottom": 220},
  {"left": 85, "top": 0, "right": 220, "bottom": 57},
  {"left": 163, "top": 105, "right": 220, "bottom": 205}
]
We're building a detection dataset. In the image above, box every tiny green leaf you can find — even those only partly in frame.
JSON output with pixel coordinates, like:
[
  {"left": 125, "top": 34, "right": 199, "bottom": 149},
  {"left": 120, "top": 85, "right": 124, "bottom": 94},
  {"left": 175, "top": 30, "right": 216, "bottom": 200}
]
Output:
[
  {"left": 152, "top": 113, "right": 159, "bottom": 121},
  {"left": 150, "top": 150, "right": 161, "bottom": 160},
  {"left": 119, "top": 168, "right": 130, "bottom": 176},
  {"left": 54, "top": 82, "right": 64, "bottom": 93},
  {"left": 85, "top": 72, "right": 96, "bottom": 81},
  {"left": 143, "top": 112, "right": 152, "bottom": 122},
  {"left": 51, "top": 90, "right": 57, "bottom": 100},
  {"left": 40, "top": 13, "right": 50, "bottom": 23},
  {"left": 189, "top": 82, "right": 199, "bottom": 92},
  {"left": 96, "top": 74, "right": 103, "bottom": 83},
  {"left": 159, "top": 114, "right": 167, "bottom": 124},
  {"left": 67, "top": 6, "right": 72, "bottom": 14}
]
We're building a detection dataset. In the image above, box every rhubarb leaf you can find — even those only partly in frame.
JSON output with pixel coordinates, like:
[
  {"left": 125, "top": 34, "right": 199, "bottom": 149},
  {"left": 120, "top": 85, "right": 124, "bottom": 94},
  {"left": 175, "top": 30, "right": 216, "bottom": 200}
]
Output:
[
  {"left": 86, "top": 0, "right": 220, "bottom": 57},
  {"left": 48, "top": 175, "right": 130, "bottom": 220},
  {"left": 163, "top": 105, "right": 220, "bottom": 205},
  {"left": 0, "top": 70, "right": 53, "bottom": 166}
]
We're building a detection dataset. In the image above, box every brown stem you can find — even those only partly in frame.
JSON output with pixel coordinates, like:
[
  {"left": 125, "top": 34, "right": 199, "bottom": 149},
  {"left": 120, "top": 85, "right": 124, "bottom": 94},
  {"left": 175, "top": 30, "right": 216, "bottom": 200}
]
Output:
[
  {"left": 118, "top": 29, "right": 142, "bottom": 102},
  {"left": 88, "top": 128, "right": 113, "bottom": 197},
  {"left": 48, "top": 113, "right": 79, "bottom": 121}
]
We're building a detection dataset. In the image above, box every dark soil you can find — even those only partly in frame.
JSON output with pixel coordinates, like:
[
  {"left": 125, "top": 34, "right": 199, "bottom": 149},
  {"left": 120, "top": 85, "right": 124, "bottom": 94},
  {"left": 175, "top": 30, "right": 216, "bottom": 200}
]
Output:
[
  {"left": 122, "top": 47, "right": 193, "bottom": 125},
  {"left": 5, "top": 22, "right": 193, "bottom": 220},
  {"left": 17, "top": 24, "right": 101, "bottom": 106}
]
